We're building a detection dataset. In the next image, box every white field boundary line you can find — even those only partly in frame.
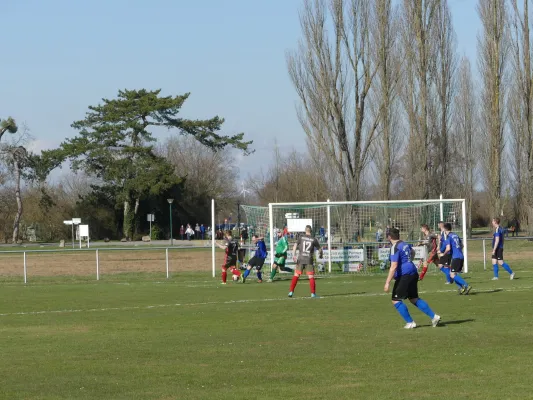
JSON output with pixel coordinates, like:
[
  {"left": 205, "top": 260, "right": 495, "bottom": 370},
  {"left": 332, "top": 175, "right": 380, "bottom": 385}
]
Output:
[{"left": 1, "top": 286, "right": 532, "bottom": 318}]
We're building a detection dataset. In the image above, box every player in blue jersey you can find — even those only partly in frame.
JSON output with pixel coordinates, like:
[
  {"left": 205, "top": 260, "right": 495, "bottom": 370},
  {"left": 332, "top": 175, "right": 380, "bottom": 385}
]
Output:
[
  {"left": 384, "top": 228, "right": 441, "bottom": 329},
  {"left": 437, "top": 221, "right": 452, "bottom": 284},
  {"left": 491, "top": 218, "right": 515, "bottom": 280},
  {"left": 242, "top": 235, "right": 267, "bottom": 283},
  {"left": 442, "top": 223, "right": 472, "bottom": 295}
]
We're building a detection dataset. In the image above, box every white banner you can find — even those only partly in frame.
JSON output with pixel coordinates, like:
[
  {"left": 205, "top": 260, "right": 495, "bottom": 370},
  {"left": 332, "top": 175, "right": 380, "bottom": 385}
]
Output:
[
  {"left": 284, "top": 249, "right": 364, "bottom": 264},
  {"left": 377, "top": 246, "right": 426, "bottom": 261}
]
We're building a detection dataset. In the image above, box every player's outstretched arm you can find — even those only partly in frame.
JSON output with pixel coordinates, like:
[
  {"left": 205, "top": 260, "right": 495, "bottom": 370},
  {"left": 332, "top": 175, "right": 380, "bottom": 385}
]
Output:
[{"left": 216, "top": 241, "right": 227, "bottom": 250}]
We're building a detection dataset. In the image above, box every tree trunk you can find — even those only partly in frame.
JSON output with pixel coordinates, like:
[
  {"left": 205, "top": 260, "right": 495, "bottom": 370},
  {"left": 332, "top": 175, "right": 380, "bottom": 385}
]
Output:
[
  {"left": 123, "top": 200, "right": 134, "bottom": 240},
  {"left": 12, "top": 160, "right": 23, "bottom": 243}
]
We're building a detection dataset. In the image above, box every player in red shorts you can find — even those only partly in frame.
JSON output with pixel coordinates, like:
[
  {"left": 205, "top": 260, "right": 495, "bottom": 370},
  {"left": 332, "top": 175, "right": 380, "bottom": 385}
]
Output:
[
  {"left": 216, "top": 230, "right": 242, "bottom": 284},
  {"left": 418, "top": 224, "right": 440, "bottom": 281}
]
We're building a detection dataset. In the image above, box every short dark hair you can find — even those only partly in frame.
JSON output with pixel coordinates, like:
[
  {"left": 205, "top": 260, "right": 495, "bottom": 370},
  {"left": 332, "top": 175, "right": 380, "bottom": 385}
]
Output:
[
  {"left": 443, "top": 222, "right": 452, "bottom": 231},
  {"left": 493, "top": 217, "right": 500, "bottom": 224},
  {"left": 421, "top": 224, "right": 429, "bottom": 230},
  {"left": 389, "top": 228, "right": 400, "bottom": 240},
  {"left": 305, "top": 225, "right": 312, "bottom": 232},
  {"left": 225, "top": 230, "right": 232, "bottom": 236},
  {"left": 252, "top": 234, "right": 259, "bottom": 239},
  {"left": 438, "top": 221, "right": 444, "bottom": 224}
]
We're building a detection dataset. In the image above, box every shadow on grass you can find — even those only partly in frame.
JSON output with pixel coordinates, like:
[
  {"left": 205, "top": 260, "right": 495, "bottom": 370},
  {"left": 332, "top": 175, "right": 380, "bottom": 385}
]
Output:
[
  {"left": 440, "top": 318, "right": 475, "bottom": 326},
  {"left": 468, "top": 289, "right": 503, "bottom": 295}
]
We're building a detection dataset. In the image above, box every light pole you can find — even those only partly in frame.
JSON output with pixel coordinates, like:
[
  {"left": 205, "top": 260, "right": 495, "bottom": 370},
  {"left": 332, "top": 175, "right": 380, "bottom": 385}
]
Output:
[{"left": 167, "top": 199, "right": 174, "bottom": 246}]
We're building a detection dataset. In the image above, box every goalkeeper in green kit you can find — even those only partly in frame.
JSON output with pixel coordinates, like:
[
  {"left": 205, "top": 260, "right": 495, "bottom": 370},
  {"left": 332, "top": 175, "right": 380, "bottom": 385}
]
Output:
[{"left": 268, "top": 230, "right": 289, "bottom": 282}]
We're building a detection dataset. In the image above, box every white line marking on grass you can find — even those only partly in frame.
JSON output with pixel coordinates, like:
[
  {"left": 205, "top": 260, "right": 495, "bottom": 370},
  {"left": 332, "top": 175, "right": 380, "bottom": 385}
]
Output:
[{"left": 1, "top": 286, "right": 532, "bottom": 318}]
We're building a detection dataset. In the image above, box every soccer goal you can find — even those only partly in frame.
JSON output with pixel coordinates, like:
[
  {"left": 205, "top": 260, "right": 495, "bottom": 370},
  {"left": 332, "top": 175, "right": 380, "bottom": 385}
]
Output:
[{"left": 240, "top": 198, "right": 468, "bottom": 274}]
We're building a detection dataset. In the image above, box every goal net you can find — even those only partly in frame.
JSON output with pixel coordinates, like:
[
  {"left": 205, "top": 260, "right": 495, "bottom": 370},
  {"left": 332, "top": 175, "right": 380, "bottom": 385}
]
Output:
[{"left": 241, "top": 199, "right": 467, "bottom": 275}]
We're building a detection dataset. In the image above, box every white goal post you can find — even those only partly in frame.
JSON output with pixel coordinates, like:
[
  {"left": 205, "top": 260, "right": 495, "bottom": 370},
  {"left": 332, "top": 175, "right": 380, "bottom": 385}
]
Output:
[{"left": 257, "top": 198, "right": 468, "bottom": 274}]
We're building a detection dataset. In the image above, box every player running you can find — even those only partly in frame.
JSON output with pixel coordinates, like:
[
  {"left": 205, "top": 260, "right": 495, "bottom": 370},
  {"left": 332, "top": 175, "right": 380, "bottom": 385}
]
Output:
[
  {"left": 288, "top": 225, "right": 322, "bottom": 298},
  {"left": 491, "top": 218, "right": 515, "bottom": 280},
  {"left": 268, "top": 229, "right": 289, "bottom": 282},
  {"left": 242, "top": 235, "right": 267, "bottom": 283},
  {"left": 437, "top": 221, "right": 452, "bottom": 284},
  {"left": 442, "top": 223, "right": 472, "bottom": 294},
  {"left": 418, "top": 224, "right": 440, "bottom": 280},
  {"left": 384, "top": 228, "right": 441, "bottom": 329},
  {"left": 216, "top": 231, "right": 242, "bottom": 284}
]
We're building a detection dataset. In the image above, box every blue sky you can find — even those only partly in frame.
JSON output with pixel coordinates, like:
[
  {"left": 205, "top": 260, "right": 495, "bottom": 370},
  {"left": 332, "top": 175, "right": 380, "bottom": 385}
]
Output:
[{"left": 1, "top": 0, "right": 479, "bottom": 180}]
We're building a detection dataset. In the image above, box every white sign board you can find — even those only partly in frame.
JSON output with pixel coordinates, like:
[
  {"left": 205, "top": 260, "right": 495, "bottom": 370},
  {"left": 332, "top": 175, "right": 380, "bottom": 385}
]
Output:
[
  {"left": 287, "top": 218, "right": 312, "bottom": 233},
  {"left": 378, "top": 246, "right": 426, "bottom": 261},
  {"left": 147, "top": 214, "right": 155, "bottom": 222},
  {"left": 284, "top": 249, "right": 364, "bottom": 264},
  {"left": 285, "top": 213, "right": 299, "bottom": 219},
  {"left": 72, "top": 218, "right": 81, "bottom": 225},
  {"left": 79, "top": 225, "right": 89, "bottom": 237},
  {"left": 63, "top": 220, "right": 73, "bottom": 225}
]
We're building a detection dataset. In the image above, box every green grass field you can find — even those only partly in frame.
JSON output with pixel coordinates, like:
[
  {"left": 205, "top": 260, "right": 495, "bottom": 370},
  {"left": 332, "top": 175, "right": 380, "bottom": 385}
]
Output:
[{"left": 1, "top": 260, "right": 533, "bottom": 400}]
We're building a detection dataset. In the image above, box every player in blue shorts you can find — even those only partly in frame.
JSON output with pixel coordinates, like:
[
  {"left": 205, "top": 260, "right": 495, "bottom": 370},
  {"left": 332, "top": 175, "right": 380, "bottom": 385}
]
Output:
[
  {"left": 491, "top": 218, "right": 515, "bottom": 280},
  {"left": 384, "top": 228, "right": 441, "bottom": 329},
  {"left": 442, "top": 223, "right": 472, "bottom": 295},
  {"left": 242, "top": 235, "right": 267, "bottom": 283}
]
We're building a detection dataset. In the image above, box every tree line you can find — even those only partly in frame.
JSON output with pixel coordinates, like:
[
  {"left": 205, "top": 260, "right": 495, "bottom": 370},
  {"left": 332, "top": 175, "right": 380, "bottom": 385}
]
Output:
[{"left": 270, "top": 0, "right": 533, "bottom": 232}]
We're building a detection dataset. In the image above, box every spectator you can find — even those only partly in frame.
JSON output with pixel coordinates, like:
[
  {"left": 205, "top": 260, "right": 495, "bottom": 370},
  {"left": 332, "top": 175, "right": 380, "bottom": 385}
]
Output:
[
  {"left": 195, "top": 223, "right": 200, "bottom": 240},
  {"left": 180, "top": 225, "right": 185, "bottom": 241},
  {"left": 200, "top": 224, "right": 206, "bottom": 240},
  {"left": 241, "top": 227, "right": 249, "bottom": 244},
  {"left": 376, "top": 228, "right": 384, "bottom": 245},
  {"left": 186, "top": 225, "right": 194, "bottom": 241},
  {"left": 283, "top": 226, "right": 289, "bottom": 237},
  {"left": 319, "top": 226, "right": 325, "bottom": 242}
]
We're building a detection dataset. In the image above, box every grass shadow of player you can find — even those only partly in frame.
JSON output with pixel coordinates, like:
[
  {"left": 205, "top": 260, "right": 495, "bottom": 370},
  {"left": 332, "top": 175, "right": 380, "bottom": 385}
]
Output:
[
  {"left": 467, "top": 289, "right": 503, "bottom": 296},
  {"left": 439, "top": 318, "right": 475, "bottom": 327}
]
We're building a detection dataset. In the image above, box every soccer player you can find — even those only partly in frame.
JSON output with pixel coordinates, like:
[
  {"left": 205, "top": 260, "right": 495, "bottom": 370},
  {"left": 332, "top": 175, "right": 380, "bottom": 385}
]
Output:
[
  {"left": 384, "top": 228, "right": 441, "bottom": 329},
  {"left": 442, "top": 223, "right": 472, "bottom": 294},
  {"left": 288, "top": 225, "right": 322, "bottom": 298},
  {"left": 216, "top": 231, "right": 242, "bottom": 284},
  {"left": 242, "top": 235, "right": 267, "bottom": 283},
  {"left": 437, "top": 221, "right": 452, "bottom": 284},
  {"left": 491, "top": 218, "right": 515, "bottom": 280},
  {"left": 268, "top": 229, "right": 289, "bottom": 282},
  {"left": 418, "top": 224, "right": 440, "bottom": 281}
]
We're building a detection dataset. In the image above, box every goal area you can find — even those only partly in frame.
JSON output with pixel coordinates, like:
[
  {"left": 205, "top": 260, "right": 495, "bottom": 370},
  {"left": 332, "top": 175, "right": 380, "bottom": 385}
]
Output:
[{"left": 240, "top": 198, "right": 468, "bottom": 274}]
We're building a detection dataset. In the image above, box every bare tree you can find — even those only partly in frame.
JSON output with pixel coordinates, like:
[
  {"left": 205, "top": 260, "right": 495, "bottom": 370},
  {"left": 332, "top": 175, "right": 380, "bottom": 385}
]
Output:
[
  {"left": 509, "top": 0, "right": 533, "bottom": 229},
  {"left": 477, "top": 0, "right": 509, "bottom": 219},
  {"left": 371, "top": 0, "right": 402, "bottom": 200},
  {"left": 10, "top": 146, "right": 27, "bottom": 243},
  {"left": 434, "top": 1, "right": 458, "bottom": 197},
  {"left": 400, "top": 0, "right": 439, "bottom": 199},
  {"left": 287, "top": 0, "right": 380, "bottom": 201},
  {"left": 454, "top": 57, "right": 478, "bottom": 236}
]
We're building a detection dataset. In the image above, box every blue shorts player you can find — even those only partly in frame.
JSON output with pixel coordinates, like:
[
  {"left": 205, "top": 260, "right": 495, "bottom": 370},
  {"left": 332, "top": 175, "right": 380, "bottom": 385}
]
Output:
[
  {"left": 442, "top": 223, "right": 472, "bottom": 295},
  {"left": 384, "top": 228, "right": 441, "bottom": 329},
  {"left": 242, "top": 235, "right": 267, "bottom": 283},
  {"left": 491, "top": 218, "right": 515, "bottom": 280}
]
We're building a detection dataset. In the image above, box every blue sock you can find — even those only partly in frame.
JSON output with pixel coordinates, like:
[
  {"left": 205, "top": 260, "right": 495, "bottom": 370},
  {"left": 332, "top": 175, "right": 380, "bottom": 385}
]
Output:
[
  {"left": 414, "top": 299, "right": 435, "bottom": 319},
  {"left": 453, "top": 274, "right": 467, "bottom": 287},
  {"left": 502, "top": 263, "right": 513, "bottom": 274},
  {"left": 257, "top": 271, "right": 262, "bottom": 280},
  {"left": 493, "top": 264, "right": 499, "bottom": 278},
  {"left": 441, "top": 267, "right": 451, "bottom": 283},
  {"left": 243, "top": 269, "right": 250, "bottom": 279},
  {"left": 394, "top": 302, "right": 413, "bottom": 323}
]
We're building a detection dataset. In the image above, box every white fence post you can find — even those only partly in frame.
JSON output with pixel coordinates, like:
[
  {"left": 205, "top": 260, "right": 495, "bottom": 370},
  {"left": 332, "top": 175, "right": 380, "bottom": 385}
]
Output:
[
  {"left": 482, "top": 239, "right": 486, "bottom": 270},
  {"left": 327, "top": 199, "right": 332, "bottom": 274},
  {"left": 23, "top": 251, "right": 27, "bottom": 284},
  {"left": 166, "top": 248, "right": 169, "bottom": 279},
  {"left": 96, "top": 249, "right": 100, "bottom": 280},
  {"left": 211, "top": 198, "right": 216, "bottom": 278}
]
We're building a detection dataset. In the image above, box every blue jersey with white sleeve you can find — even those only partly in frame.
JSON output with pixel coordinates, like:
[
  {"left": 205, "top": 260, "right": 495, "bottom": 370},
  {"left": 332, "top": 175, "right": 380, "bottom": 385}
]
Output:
[
  {"left": 390, "top": 241, "right": 418, "bottom": 279},
  {"left": 492, "top": 226, "right": 504, "bottom": 249},
  {"left": 448, "top": 232, "right": 464, "bottom": 260}
]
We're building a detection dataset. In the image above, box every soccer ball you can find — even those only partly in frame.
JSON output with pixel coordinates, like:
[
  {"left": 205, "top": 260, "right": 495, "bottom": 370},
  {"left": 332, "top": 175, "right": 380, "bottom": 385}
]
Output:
[{"left": 232, "top": 274, "right": 239, "bottom": 282}]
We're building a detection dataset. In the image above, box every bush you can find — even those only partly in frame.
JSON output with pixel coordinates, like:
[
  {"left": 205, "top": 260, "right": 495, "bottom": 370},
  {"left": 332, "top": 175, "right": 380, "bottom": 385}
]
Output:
[{"left": 151, "top": 225, "right": 161, "bottom": 240}]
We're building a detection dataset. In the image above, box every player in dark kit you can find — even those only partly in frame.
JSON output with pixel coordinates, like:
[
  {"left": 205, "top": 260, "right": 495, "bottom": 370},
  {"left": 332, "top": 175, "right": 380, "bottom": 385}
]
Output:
[
  {"left": 289, "top": 225, "right": 322, "bottom": 298},
  {"left": 418, "top": 224, "right": 440, "bottom": 280},
  {"left": 242, "top": 235, "right": 267, "bottom": 283},
  {"left": 384, "top": 228, "right": 441, "bottom": 329},
  {"left": 216, "top": 231, "right": 242, "bottom": 284},
  {"left": 491, "top": 218, "right": 515, "bottom": 280},
  {"left": 442, "top": 223, "right": 472, "bottom": 295}
]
